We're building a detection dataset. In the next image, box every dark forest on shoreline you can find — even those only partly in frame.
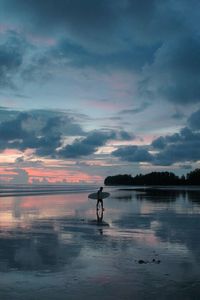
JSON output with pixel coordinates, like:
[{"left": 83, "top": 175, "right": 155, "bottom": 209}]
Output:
[{"left": 104, "top": 169, "right": 200, "bottom": 186}]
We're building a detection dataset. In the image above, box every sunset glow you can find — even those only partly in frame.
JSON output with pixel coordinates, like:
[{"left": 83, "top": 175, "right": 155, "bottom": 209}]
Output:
[{"left": 0, "top": 0, "right": 199, "bottom": 183}]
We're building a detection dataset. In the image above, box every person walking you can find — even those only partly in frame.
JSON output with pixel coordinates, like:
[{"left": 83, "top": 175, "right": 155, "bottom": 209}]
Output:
[{"left": 97, "top": 187, "right": 104, "bottom": 210}]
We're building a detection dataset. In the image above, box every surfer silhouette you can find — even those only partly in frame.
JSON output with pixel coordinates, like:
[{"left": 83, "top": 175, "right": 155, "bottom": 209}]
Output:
[{"left": 97, "top": 187, "right": 104, "bottom": 210}]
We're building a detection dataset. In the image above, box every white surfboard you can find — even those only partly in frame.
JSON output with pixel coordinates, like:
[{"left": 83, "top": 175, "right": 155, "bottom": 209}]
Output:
[{"left": 88, "top": 192, "right": 110, "bottom": 200}]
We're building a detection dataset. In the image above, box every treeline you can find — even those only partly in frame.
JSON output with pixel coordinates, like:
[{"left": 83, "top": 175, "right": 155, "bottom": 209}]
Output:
[{"left": 104, "top": 169, "right": 200, "bottom": 186}]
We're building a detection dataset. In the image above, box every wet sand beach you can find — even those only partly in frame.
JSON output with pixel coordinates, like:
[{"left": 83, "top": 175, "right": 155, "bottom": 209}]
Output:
[{"left": 0, "top": 185, "right": 200, "bottom": 299}]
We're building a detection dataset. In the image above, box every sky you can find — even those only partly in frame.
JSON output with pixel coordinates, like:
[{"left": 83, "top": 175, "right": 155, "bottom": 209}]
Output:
[{"left": 0, "top": 0, "right": 200, "bottom": 184}]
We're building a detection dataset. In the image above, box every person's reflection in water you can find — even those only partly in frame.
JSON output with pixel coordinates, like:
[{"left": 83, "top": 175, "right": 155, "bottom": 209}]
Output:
[
  {"left": 96, "top": 207, "right": 104, "bottom": 224},
  {"left": 96, "top": 208, "right": 104, "bottom": 235}
]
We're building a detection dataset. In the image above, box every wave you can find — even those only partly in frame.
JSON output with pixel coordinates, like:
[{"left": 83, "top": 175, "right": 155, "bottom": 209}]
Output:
[{"left": 0, "top": 184, "right": 99, "bottom": 198}]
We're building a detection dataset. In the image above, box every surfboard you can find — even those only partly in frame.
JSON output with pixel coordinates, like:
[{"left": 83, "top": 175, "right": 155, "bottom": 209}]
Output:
[{"left": 88, "top": 192, "right": 110, "bottom": 200}]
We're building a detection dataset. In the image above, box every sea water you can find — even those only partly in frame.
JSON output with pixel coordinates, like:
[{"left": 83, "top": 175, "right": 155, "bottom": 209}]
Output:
[{"left": 0, "top": 185, "right": 200, "bottom": 299}]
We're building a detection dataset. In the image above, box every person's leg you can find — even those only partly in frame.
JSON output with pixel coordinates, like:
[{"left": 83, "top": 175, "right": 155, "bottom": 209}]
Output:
[
  {"left": 101, "top": 200, "right": 104, "bottom": 210},
  {"left": 96, "top": 200, "right": 100, "bottom": 210}
]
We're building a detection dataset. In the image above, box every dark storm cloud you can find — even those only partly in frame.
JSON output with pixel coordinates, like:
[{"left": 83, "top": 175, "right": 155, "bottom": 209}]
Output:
[
  {"left": 117, "top": 131, "right": 135, "bottom": 141},
  {"left": 140, "top": 36, "right": 200, "bottom": 104},
  {"left": 0, "top": 30, "right": 51, "bottom": 87},
  {"left": 0, "top": 109, "right": 85, "bottom": 154},
  {"left": 0, "top": 106, "right": 19, "bottom": 122},
  {"left": 0, "top": 31, "right": 28, "bottom": 88},
  {"left": 0, "top": 0, "right": 200, "bottom": 108},
  {"left": 0, "top": 108, "right": 133, "bottom": 158},
  {"left": 187, "top": 109, "right": 200, "bottom": 130},
  {"left": 0, "top": 112, "right": 30, "bottom": 142},
  {"left": 151, "top": 132, "right": 181, "bottom": 150},
  {"left": 112, "top": 128, "right": 200, "bottom": 165},
  {"left": 126, "top": 0, "right": 189, "bottom": 44},
  {"left": 50, "top": 38, "right": 155, "bottom": 71},
  {"left": 58, "top": 129, "right": 134, "bottom": 159},
  {"left": 1, "top": 0, "right": 187, "bottom": 47},
  {"left": 40, "top": 114, "right": 84, "bottom": 137},
  {"left": 150, "top": 110, "right": 200, "bottom": 165},
  {"left": 0, "top": 0, "right": 200, "bottom": 105},
  {"left": 0, "top": 112, "right": 59, "bottom": 153},
  {"left": 151, "top": 136, "right": 166, "bottom": 150},
  {"left": 1, "top": 0, "right": 120, "bottom": 53},
  {"left": 112, "top": 145, "right": 153, "bottom": 162},
  {"left": 111, "top": 108, "right": 200, "bottom": 166},
  {"left": 58, "top": 130, "right": 114, "bottom": 158},
  {"left": 154, "top": 137, "right": 200, "bottom": 165}
]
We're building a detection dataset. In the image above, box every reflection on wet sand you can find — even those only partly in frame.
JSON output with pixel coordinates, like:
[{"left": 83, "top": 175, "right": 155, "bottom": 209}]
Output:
[
  {"left": 134, "top": 187, "right": 200, "bottom": 203},
  {"left": 0, "top": 188, "right": 200, "bottom": 299},
  {"left": 87, "top": 208, "right": 109, "bottom": 229}
]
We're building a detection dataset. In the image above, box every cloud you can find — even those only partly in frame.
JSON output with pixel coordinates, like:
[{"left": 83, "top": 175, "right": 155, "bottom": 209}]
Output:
[
  {"left": 15, "top": 156, "right": 43, "bottom": 167},
  {"left": 0, "top": 30, "right": 55, "bottom": 89},
  {"left": 126, "top": 0, "right": 188, "bottom": 44},
  {"left": 150, "top": 109, "right": 200, "bottom": 165},
  {"left": 0, "top": 31, "right": 27, "bottom": 88},
  {"left": 154, "top": 136, "right": 200, "bottom": 165},
  {"left": 58, "top": 130, "right": 114, "bottom": 158},
  {"left": 49, "top": 37, "right": 156, "bottom": 72},
  {"left": 0, "top": 108, "right": 133, "bottom": 159},
  {"left": 58, "top": 129, "right": 135, "bottom": 158},
  {"left": 151, "top": 136, "right": 166, "bottom": 150},
  {"left": 116, "top": 131, "right": 135, "bottom": 141},
  {"left": 9, "top": 168, "right": 29, "bottom": 184},
  {"left": 1, "top": 0, "right": 189, "bottom": 49},
  {"left": 1, "top": 0, "right": 121, "bottom": 53},
  {"left": 0, "top": 106, "right": 19, "bottom": 122},
  {"left": 0, "top": 112, "right": 29, "bottom": 142},
  {"left": 179, "top": 164, "right": 192, "bottom": 170},
  {"left": 187, "top": 109, "right": 200, "bottom": 130},
  {"left": 0, "top": 0, "right": 199, "bottom": 107},
  {"left": 0, "top": 109, "right": 85, "bottom": 155},
  {"left": 112, "top": 145, "right": 153, "bottom": 162},
  {"left": 119, "top": 102, "right": 150, "bottom": 115},
  {"left": 171, "top": 110, "right": 185, "bottom": 120},
  {"left": 112, "top": 108, "right": 200, "bottom": 166},
  {"left": 140, "top": 36, "right": 200, "bottom": 104}
]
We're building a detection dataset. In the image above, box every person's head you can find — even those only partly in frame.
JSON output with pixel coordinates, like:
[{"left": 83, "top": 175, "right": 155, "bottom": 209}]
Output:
[{"left": 100, "top": 186, "right": 103, "bottom": 191}]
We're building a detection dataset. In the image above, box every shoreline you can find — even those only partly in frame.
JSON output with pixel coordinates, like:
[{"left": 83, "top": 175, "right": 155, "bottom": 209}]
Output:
[
  {"left": 0, "top": 184, "right": 200, "bottom": 198},
  {"left": 0, "top": 184, "right": 98, "bottom": 198}
]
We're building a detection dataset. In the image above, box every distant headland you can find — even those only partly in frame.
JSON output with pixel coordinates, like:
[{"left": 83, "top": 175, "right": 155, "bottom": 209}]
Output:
[{"left": 104, "top": 169, "right": 200, "bottom": 186}]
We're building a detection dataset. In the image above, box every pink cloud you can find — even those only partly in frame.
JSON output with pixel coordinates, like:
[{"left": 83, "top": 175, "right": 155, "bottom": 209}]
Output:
[
  {"left": 25, "top": 167, "right": 102, "bottom": 184},
  {"left": 2, "top": 149, "right": 21, "bottom": 155},
  {"left": 0, "top": 165, "right": 102, "bottom": 184}
]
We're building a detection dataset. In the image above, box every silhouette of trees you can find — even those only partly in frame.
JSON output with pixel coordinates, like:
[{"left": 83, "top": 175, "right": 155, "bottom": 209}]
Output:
[
  {"left": 187, "top": 169, "right": 200, "bottom": 185},
  {"left": 133, "top": 172, "right": 180, "bottom": 185},
  {"left": 104, "top": 174, "right": 134, "bottom": 185},
  {"left": 104, "top": 169, "right": 200, "bottom": 186}
]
